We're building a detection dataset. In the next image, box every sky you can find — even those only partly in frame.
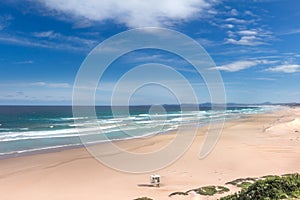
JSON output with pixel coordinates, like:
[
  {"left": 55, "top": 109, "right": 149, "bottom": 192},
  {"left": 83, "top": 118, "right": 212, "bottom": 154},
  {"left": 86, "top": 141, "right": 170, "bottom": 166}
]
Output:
[{"left": 0, "top": 0, "right": 299, "bottom": 105}]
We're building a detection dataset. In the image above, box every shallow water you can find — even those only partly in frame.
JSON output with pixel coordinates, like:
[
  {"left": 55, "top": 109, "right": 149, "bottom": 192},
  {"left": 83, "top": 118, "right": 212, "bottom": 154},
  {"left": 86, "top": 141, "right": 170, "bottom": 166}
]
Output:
[{"left": 0, "top": 105, "right": 281, "bottom": 158}]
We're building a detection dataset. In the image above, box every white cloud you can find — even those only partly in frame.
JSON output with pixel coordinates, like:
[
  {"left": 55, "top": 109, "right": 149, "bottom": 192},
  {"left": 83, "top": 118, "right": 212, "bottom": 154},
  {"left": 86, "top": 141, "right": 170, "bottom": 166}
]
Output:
[
  {"left": 225, "top": 29, "right": 262, "bottom": 45},
  {"left": 255, "top": 77, "right": 276, "bottom": 81},
  {"left": 49, "top": 83, "right": 71, "bottom": 88},
  {"left": 225, "top": 27, "right": 273, "bottom": 46},
  {"left": 225, "top": 24, "right": 234, "bottom": 28},
  {"left": 37, "top": 0, "right": 215, "bottom": 28},
  {"left": 0, "top": 35, "right": 50, "bottom": 48},
  {"left": 215, "top": 60, "right": 259, "bottom": 72},
  {"left": 225, "top": 17, "right": 247, "bottom": 24},
  {"left": 197, "top": 38, "right": 218, "bottom": 46},
  {"left": 221, "top": 24, "right": 234, "bottom": 29},
  {"left": 238, "top": 30, "right": 257, "bottom": 35},
  {"left": 226, "top": 36, "right": 265, "bottom": 46},
  {"left": 32, "top": 31, "right": 55, "bottom": 38},
  {"left": 265, "top": 64, "right": 300, "bottom": 73},
  {"left": 0, "top": 31, "right": 97, "bottom": 52},
  {"left": 221, "top": 9, "right": 274, "bottom": 47},
  {"left": 13, "top": 60, "right": 34, "bottom": 64},
  {"left": 0, "top": 15, "right": 13, "bottom": 30},
  {"left": 226, "top": 30, "right": 235, "bottom": 37},
  {"left": 32, "top": 31, "right": 96, "bottom": 46},
  {"left": 230, "top": 9, "right": 238, "bottom": 16},
  {"left": 280, "top": 28, "right": 300, "bottom": 35},
  {"left": 30, "top": 82, "right": 71, "bottom": 88},
  {"left": 245, "top": 10, "right": 256, "bottom": 16},
  {"left": 215, "top": 59, "right": 274, "bottom": 72}
]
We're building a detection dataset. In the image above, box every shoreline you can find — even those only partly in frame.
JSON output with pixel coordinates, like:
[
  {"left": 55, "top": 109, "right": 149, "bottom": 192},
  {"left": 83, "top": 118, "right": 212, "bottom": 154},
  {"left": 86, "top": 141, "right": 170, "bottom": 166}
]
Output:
[
  {"left": 0, "top": 105, "right": 285, "bottom": 161},
  {"left": 0, "top": 106, "right": 299, "bottom": 199}
]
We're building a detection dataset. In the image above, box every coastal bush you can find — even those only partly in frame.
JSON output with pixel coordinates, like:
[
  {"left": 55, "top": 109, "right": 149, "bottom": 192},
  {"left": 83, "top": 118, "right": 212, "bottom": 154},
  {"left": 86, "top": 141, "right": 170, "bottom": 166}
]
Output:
[
  {"left": 169, "top": 191, "right": 188, "bottom": 196},
  {"left": 221, "top": 173, "right": 300, "bottom": 200},
  {"left": 188, "top": 185, "right": 218, "bottom": 195},
  {"left": 133, "top": 197, "right": 153, "bottom": 200},
  {"left": 226, "top": 177, "right": 257, "bottom": 186},
  {"left": 261, "top": 175, "right": 278, "bottom": 179},
  {"left": 169, "top": 185, "right": 230, "bottom": 197},
  {"left": 236, "top": 181, "right": 252, "bottom": 190},
  {"left": 218, "top": 186, "right": 231, "bottom": 193}
]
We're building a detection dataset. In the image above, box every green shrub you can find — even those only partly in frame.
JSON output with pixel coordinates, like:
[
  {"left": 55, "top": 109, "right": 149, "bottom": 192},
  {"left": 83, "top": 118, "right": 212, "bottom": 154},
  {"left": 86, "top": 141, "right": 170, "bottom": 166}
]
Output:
[
  {"left": 190, "top": 185, "right": 218, "bottom": 195},
  {"left": 236, "top": 181, "right": 252, "bottom": 189},
  {"left": 218, "top": 186, "right": 231, "bottom": 192},
  {"left": 169, "top": 191, "right": 188, "bottom": 197},
  {"left": 221, "top": 173, "right": 300, "bottom": 200},
  {"left": 226, "top": 177, "right": 257, "bottom": 186},
  {"left": 170, "top": 185, "right": 230, "bottom": 197},
  {"left": 133, "top": 197, "right": 153, "bottom": 200}
]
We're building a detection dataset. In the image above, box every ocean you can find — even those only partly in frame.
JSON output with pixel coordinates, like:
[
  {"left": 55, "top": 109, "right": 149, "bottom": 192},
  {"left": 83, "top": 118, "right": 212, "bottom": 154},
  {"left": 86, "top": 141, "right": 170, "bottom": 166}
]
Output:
[{"left": 0, "top": 105, "right": 280, "bottom": 159}]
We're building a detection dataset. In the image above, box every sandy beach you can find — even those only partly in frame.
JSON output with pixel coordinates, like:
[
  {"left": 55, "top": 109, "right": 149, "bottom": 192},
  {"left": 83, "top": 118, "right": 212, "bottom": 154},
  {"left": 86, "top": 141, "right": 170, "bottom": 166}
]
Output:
[{"left": 0, "top": 107, "right": 299, "bottom": 200}]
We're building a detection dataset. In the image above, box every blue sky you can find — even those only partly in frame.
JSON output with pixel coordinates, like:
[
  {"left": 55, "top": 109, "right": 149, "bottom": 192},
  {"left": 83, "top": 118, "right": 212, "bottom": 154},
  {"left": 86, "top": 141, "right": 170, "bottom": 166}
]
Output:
[{"left": 0, "top": 0, "right": 299, "bottom": 105}]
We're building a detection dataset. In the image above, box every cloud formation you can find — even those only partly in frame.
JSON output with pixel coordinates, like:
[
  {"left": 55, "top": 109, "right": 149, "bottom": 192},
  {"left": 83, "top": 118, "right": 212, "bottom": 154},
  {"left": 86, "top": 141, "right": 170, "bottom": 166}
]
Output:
[
  {"left": 225, "top": 27, "right": 274, "bottom": 46},
  {"left": 215, "top": 59, "right": 275, "bottom": 72},
  {"left": 215, "top": 7, "right": 274, "bottom": 47},
  {"left": 0, "top": 15, "right": 13, "bottom": 30},
  {"left": 13, "top": 60, "right": 34, "bottom": 64},
  {"left": 29, "top": 82, "right": 71, "bottom": 88},
  {"left": 265, "top": 64, "right": 300, "bottom": 73},
  {"left": 0, "top": 30, "right": 97, "bottom": 52},
  {"left": 226, "top": 35, "right": 264, "bottom": 46},
  {"left": 37, "top": 0, "right": 214, "bottom": 28},
  {"left": 215, "top": 60, "right": 259, "bottom": 72}
]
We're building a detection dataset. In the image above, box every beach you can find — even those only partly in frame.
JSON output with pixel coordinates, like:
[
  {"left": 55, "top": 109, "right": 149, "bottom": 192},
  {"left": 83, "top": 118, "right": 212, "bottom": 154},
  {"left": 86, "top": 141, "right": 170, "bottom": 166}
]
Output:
[{"left": 0, "top": 107, "right": 299, "bottom": 200}]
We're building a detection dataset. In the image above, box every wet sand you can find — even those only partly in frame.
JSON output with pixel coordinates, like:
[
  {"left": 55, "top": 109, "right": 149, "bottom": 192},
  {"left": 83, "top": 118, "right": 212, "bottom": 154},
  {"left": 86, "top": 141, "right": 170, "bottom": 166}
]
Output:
[{"left": 0, "top": 107, "right": 299, "bottom": 199}]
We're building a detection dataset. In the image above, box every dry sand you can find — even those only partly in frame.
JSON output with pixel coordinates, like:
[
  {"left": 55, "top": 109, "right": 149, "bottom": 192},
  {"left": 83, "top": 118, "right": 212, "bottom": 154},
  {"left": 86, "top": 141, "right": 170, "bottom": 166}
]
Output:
[{"left": 0, "top": 107, "right": 299, "bottom": 200}]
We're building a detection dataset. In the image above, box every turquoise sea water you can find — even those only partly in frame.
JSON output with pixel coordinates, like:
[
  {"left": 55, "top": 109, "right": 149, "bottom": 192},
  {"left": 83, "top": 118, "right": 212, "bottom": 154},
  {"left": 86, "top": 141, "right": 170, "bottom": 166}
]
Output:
[{"left": 0, "top": 105, "right": 281, "bottom": 159}]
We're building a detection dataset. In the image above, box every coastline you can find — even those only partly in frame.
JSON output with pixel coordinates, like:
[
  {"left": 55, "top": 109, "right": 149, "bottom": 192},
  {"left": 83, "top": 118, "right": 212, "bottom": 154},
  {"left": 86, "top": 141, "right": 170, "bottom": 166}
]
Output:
[
  {"left": 0, "top": 105, "right": 281, "bottom": 160},
  {"left": 0, "top": 106, "right": 299, "bottom": 199}
]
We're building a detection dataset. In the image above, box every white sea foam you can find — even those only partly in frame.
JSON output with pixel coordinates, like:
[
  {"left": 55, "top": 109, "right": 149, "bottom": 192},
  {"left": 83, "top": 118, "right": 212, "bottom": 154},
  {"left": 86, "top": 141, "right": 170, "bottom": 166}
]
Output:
[
  {"left": 0, "top": 105, "right": 283, "bottom": 157},
  {"left": 0, "top": 124, "right": 181, "bottom": 157},
  {"left": 68, "top": 123, "right": 85, "bottom": 127},
  {"left": 60, "top": 117, "right": 90, "bottom": 121},
  {"left": 0, "top": 128, "right": 12, "bottom": 131},
  {"left": 0, "top": 122, "right": 155, "bottom": 142},
  {"left": 0, "top": 143, "right": 83, "bottom": 156}
]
